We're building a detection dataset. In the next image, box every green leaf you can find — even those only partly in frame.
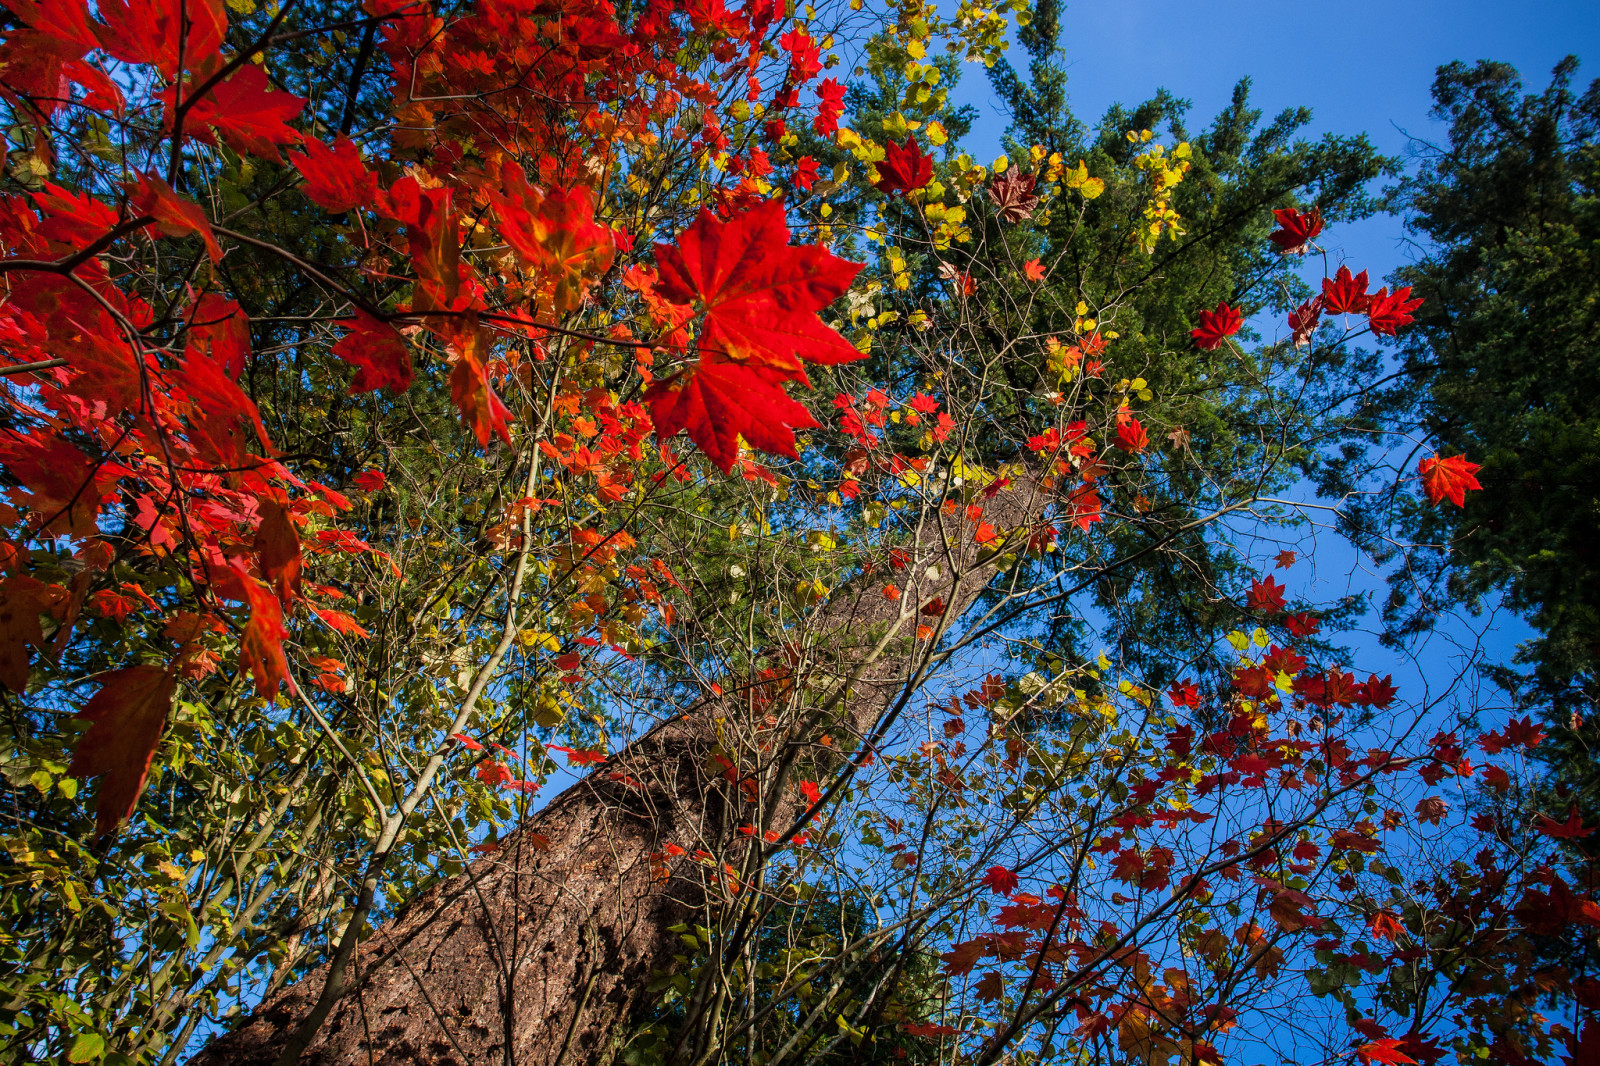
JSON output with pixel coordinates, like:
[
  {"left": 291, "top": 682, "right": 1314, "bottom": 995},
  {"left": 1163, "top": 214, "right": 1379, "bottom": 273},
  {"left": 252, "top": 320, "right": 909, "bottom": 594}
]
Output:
[{"left": 67, "top": 1032, "right": 104, "bottom": 1063}]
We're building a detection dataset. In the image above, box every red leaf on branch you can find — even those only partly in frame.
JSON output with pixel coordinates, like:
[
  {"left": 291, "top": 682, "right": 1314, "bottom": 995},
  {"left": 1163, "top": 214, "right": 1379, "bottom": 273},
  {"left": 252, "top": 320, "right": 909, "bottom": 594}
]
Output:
[
  {"left": 1247, "top": 575, "right": 1286, "bottom": 613},
  {"left": 0, "top": 577, "right": 62, "bottom": 692},
  {"left": 289, "top": 134, "right": 378, "bottom": 214},
  {"left": 1418, "top": 454, "right": 1482, "bottom": 508},
  {"left": 1288, "top": 297, "right": 1322, "bottom": 348},
  {"left": 874, "top": 137, "right": 932, "bottom": 195},
  {"left": 812, "top": 79, "right": 845, "bottom": 136},
  {"left": 1367, "top": 910, "right": 1404, "bottom": 941},
  {"left": 645, "top": 201, "right": 861, "bottom": 470},
  {"left": 32, "top": 183, "right": 119, "bottom": 249},
  {"left": 98, "top": 0, "right": 225, "bottom": 77},
  {"left": 1537, "top": 806, "right": 1595, "bottom": 840},
  {"left": 67, "top": 664, "right": 177, "bottom": 836},
  {"left": 332, "top": 312, "right": 413, "bottom": 394},
  {"left": 450, "top": 340, "right": 513, "bottom": 449},
  {"left": 129, "top": 174, "right": 221, "bottom": 262},
  {"left": 547, "top": 744, "right": 608, "bottom": 765},
  {"left": 654, "top": 200, "right": 863, "bottom": 378},
  {"left": 1190, "top": 302, "right": 1242, "bottom": 350},
  {"left": 1321, "top": 265, "right": 1371, "bottom": 315},
  {"left": 986, "top": 165, "right": 1039, "bottom": 223},
  {"left": 4, "top": 0, "right": 100, "bottom": 56},
  {"left": 1114, "top": 419, "right": 1149, "bottom": 453},
  {"left": 254, "top": 499, "right": 301, "bottom": 605},
  {"left": 1358, "top": 1039, "right": 1418, "bottom": 1065},
  {"left": 176, "top": 61, "right": 305, "bottom": 162},
  {"left": 1268, "top": 206, "right": 1323, "bottom": 255},
  {"left": 488, "top": 165, "right": 613, "bottom": 315},
  {"left": 314, "top": 608, "right": 371, "bottom": 639},
  {"left": 980, "top": 865, "right": 1019, "bottom": 895},
  {"left": 1023, "top": 258, "right": 1046, "bottom": 282},
  {"left": 234, "top": 565, "right": 288, "bottom": 697},
  {"left": 185, "top": 293, "right": 250, "bottom": 379},
  {"left": 1366, "top": 286, "right": 1424, "bottom": 336}
]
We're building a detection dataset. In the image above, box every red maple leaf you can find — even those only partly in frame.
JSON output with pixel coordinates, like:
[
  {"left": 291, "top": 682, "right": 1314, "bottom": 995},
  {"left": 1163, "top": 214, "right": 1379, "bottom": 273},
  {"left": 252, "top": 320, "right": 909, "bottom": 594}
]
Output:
[
  {"left": 1248, "top": 575, "right": 1287, "bottom": 613},
  {"left": 67, "top": 664, "right": 177, "bottom": 836},
  {"left": 1366, "top": 286, "right": 1424, "bottom": 336},
  {"left": 647, "top": 360, "right": 820, "bottom": 472},
  {"left": 254, "top": 500, "right": 302, "bottom": 605},
  {"left": 332, "top": 312, "right": 413, "bottom": 394},
  {"left": 874, "top": 137, "right": 932, "bottom": 195},
  {"left": 1366, "top": 910, "right": 1405, "bottom": 941},
  {"left": 1358, "top": 1039, "right": 1418, "bottom": 1065},
  {"left": 129, "top": 174, "right": 221, "bottom": 262},
  {"left": 1418, "top": 454, "right": 1482, "bottom": 508},
  {"left": 32, "top": 183, "right": 119, "bottom": 249},
  {"left": 176, "top": 61, "right": 305, "bottom": 162},
  {"left": 1288, "top": 297, "right": 1322, "bottom": 347},
  {"left": 1274, "top": 550, "right": 1297, "bottom": 568},
  {"left": 233, "top": 564, "right": 289, "bottom": 697},
  {"left": 653, "top": 199, "right": 862, "bottom": 380},
  {"left": 451, "top": 341, "right": 513, "bottom": 449},
  {"left": 289, "top": 134, "right": 378, "bottom": 214},
  {"left": 1114, "top": 418, "right": 1149, "bottom": 453},
  {"left": 792, "top": 155, "right": 819, "bottom": 191},
  {"left": 98, "top": 0, "right": 226, "bottom": 78},
  {"left": 1268, "top": 205, "right": 1323, "bottom": 254},
  {"left": 314, "top": 608, "right": 371, "bottom": 639},
  {"left": 1168, "top": 680, "right": 1199, "bottom": 708},
  {"left": 1190, "top": 301, "right": 1242, "bottom": 350},
  {"left": 812, "top": 78, "right": 845, "bottom": 136},
  {"left": 1321, "top": 265, "right": 1371, "bottom": 314},
  {"left": 1286, "top": 611, "right": 1320, "bottom": 636},
  {"left": 184, "top": 293, "right": 250, "bottom": 380},
  {"left": 4, "top": 0, "right": 100, "bottom": 56},
  {"left": 1023, "top": 258, "right": 1046, "bottom": 282},
  {"left": 980, "top": 865, "right": 1019, "bottom": 895},
  {"left": 644, "top": 201, "right": 861, "bottom": 470},
  {"left": 1537, "top": 806, "right": 1595, "bottom": 840},
  {"left": 547, "top": 744, "right": 608, "bottom": 765}
]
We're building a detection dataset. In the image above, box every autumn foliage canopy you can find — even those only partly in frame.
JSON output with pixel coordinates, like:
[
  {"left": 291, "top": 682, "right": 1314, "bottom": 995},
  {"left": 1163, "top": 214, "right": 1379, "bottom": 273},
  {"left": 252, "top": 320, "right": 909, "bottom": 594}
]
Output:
[{"left": 0, "top": 0, "right": 1592, "bottom": 1062}]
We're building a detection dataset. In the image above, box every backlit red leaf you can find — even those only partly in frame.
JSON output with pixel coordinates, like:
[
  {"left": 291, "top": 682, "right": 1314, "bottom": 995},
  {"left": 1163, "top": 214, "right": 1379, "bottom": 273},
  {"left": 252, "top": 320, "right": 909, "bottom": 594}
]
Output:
[
  {"left": 129, "top": 174, "right": 221, "bottom": 263},
  {"left": 874, "top": 137, "right": 932, "bottom": 195},
  {"left": 1190, "top": 302, "right": 1242, "bottom": 350},
  {"left": 1268, "top": 206, "right": 1323, "bottom": 254},
  {"left": 646, "top": 360, "right": 819, "bottom": 473},
  {"left": 331, "top": 311, "right": 413, "bottom": 393},
  {"left": 178, "top": 62, "right": 305, "bottom": 162},
  {"left": 289, "top": 134, "right": 378, "bottom": 214},
  {"left": 67, "top": 664, "right": 177, "bottom": 836},
  {"left": 1418, "top": 454, "right": 1482, "bottom": 508}
]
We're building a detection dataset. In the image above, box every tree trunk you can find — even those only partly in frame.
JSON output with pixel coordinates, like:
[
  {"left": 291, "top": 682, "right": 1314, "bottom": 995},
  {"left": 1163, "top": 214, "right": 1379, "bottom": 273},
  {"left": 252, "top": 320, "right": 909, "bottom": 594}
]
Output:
[{"left": 192, "top": 483, "right": 1045, "bottom": 1065}]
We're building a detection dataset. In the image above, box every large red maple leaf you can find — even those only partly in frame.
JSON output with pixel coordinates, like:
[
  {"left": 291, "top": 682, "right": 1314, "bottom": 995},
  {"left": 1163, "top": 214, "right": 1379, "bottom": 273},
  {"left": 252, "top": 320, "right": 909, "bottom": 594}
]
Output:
[
  {"left": 1190, "top": 301, "right": 1242, "bottom": 350},
  {"left": 289, "top": 134, "right": 378, "bottom": 214},
  {"left": 331, "top": 311, "right": 413, "bottom": 393},
  {"left": 874, "top": 137, "right": 932, "bottom": 196},
  {"left": 176, "top": 61, "right": 305, "bottom": 162},
  {"left": 67, "top": 664, "right": 177, "bottom": 836},
  {"left": 1418, "top": 453, "right": 1482, "bottom": 507},
  {"left": 1268, "top": 206, "right": 1323, "bottom": 254},
  {"left": 645, "top": 200, "right": 862, "bottom": 471}
]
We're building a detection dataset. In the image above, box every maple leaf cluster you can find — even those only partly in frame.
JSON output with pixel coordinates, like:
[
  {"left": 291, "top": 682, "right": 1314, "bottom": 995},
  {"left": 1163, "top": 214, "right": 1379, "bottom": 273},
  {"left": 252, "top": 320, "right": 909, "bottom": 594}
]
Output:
[{"left": 0, "top": 0, "right": 877, "bottom": 837}]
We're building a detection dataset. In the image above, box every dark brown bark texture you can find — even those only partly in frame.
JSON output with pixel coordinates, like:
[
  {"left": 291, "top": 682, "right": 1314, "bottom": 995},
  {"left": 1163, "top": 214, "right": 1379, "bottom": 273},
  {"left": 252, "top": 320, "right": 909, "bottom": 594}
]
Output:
[{"left": 193, "top": 481, "right": 1047, "bottom": 1066}]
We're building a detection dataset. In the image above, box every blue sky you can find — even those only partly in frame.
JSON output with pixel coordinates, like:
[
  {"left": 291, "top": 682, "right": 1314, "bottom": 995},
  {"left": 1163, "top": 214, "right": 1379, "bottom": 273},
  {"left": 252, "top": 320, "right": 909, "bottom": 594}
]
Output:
[
  {"left": 953, "top": 0, "right": 1600, "bottom": 284},
  {"left": 947, "top": 1, "right": 1599, "bottom": 710}
]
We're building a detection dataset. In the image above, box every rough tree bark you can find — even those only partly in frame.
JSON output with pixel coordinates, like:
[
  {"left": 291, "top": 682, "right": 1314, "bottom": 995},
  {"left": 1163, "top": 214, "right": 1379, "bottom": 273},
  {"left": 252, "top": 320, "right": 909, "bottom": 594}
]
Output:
[{"left": 193, "top": 482, "right": 1047, "bottom": 1065}]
